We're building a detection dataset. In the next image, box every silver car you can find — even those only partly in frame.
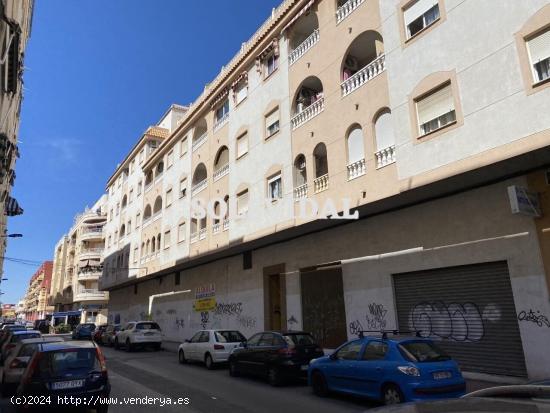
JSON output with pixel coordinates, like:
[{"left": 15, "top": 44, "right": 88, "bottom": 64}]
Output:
[{"left": 0, "top": 330, "right": 41, "bottom": 362}]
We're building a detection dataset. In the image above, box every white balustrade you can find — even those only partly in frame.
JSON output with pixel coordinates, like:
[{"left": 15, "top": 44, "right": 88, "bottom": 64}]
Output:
[
  {"left": 191, "top": 179, "right": 207, "bottom": 196},
  {"left": 294, "top": 183, "right": 308, "bottom": 199},
  {"left": 336, "top": 0, "right": 365, "bottom": 24},
  {"left": 223, "top": 219, "right": 229, "bottom": 231},
  {"left": 190, "top": 232, "right": 199, "bottom": 244},
  {"left": 199, "top": 228, "right": 207, "bottom": 240},
  {"left": 341, "top": 54, "right": 385, "bottom": 97},
  {"left": 212, "top": 223, "right": 221, "bottom": 234},
  {"left": 289, "top": 29, "right": 320, "bottom": 65},
  {"left": 314, "top": 174, "right": 329, "bottom": 193},
  {"left": 213, "top": 164, "right": 229, "bottom": 181},
  {"left": 347, "top": 158, "right": 366, "bottom": 180},
  {"left": 192, "top": 132, "right": 208, "bottom": 152},
  {"left": 291, "top": 97, "right": 325, "bottom": 130},
  {"left": 375, "top": 145, "right": 396, "bottom": 169}
]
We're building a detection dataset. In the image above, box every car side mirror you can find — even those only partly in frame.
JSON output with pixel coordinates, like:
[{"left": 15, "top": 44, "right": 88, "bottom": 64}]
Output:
[
  {"left": 240, "top": 341, "right": 247, "bottom": 348},
  {"left": 329, "top": 353, "right": 337, "bottom": 361}
]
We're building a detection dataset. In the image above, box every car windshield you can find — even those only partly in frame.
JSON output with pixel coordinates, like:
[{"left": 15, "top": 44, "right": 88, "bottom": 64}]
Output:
[
  {"left": 399, "top": 341, "right": 451, "bottom": 362},
  {"left": 80, "top": 324, "right": 95, "bottom": 330},
  {"left": 12, "top": 333, "right": 40, "bottom": 342},
  {"left": 19, "top": 343, "right": 39, "bottom": 357},
  {"left": 136, "top": 323, "right": 160, "bottom": 330},
  {"left": 215, "top": 331, "right": 245, "bottom": 343},
  {"left": 283, "top": 334, "right": 316, "bottom": 346},
  {"left": 38, "top": 349, "right": 99, "bottom": 377}
]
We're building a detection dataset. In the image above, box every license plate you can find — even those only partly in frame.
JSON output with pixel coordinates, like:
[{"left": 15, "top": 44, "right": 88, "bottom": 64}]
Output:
[
  {"left": 300, "top": 364, "right": 309, "bottom": 371},
  {"left": 52, "top": 379, "right": 85, "bottom": 390},
  {"left": 433, "top": 371, "right": 452, "bottom": 380}
]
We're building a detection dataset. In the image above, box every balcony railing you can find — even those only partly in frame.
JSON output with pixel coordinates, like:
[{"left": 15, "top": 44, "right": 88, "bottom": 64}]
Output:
[
  {"left": 199, "top": 228, "right": 207, "bottom": 240},
  {"left": 336, "top": 0, "right": 365, "bottom": 24},
  {"left": 213, "top": 112, "right": 229, "bottom": 132},
  {"left": 347, "top": 158, "right": 366, "bottom": 180},
  {"left": 144, "top": 181, "right": 153, "bottom": 192},
  {"left": 294, "top": 183, "right": 308, "bottom": 200},
  {"left": 213, "top": 163, "right": 229, "bottom": 181},
  {"left": 191, "top": 179, "right": 207, "bottom": 196},
  {"left": 375, "top": 145, "right": 396, "bottom": 169},
  {"left": 192, "top": 132, "right": 208, "bottom": 152},
  {"left": 223, "top": 218, "right": 229, "bottom": 231},
  {"left": 314, "top": 174, "right": 329, "bottom": 194},
  {"left": 75, "top": 289, "right": 108, "bottom": 301},
  {"left": 79, "top": 248, "right": 103, "bottom": 258},
  {"left": 213, "top": 222, "right": 221, "bottom": 234},
  {"left": 289, "top": 29, "right": 320, "bottom": 66},
  {"left": 77, "top": 270, "right": 102, "bottom": 281},
  {"left": 341, "top": 54, "right": 385, "bottom": 97},
  {"left": 291, "top": 97, "right": 325, "bottom": 130},
  {"left": 190, "top": 232, "right": 199, "bottom": 244}
]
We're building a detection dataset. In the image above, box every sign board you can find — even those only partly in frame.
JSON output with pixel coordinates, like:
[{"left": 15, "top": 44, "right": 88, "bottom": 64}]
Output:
[
  {"left": 507, "top": 186, "right": 541, "bottom": 218},
  {"left": 195, "top": 283, "right": 215, "bottom": 299},
  {"left": 193, "top": 298, "right": 216, "bottom": 312}
]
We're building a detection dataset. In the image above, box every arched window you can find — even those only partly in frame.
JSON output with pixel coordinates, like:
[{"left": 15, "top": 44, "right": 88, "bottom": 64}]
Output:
[
  {"left": 213, "top": 201, "right": 221, "bottom": 225},
  {"left": 120, "top": 224, "right": 126, "bottom": 237},
  {"left": 146, "top": 239, "right": 150, "bottom": 254},
  {"left": 374, "top": 109, "right": 396, "bottom": 168},
  {"left": 121, "top": 195, "right": 128, "bottom": 209},
  {"left": 293, "top": 76, "right": 324, "bottom": 115},
  {"left": 153, "top": 196, "right": 162, "bottom": 214},
  {"left": 346, "top": 125, "right": 366, "bottom": 179},
  {"left": 191, "top": 218, "right": 198, "bottom": 235},
  {"left": 143, "top": 204, "right": 152, "bottom": 220},
  {"left": 192, "top": 163, "right": 208, "bottom": 194},
  {"left": 288, "top": 11, "right": 319, "bottom": 64},
  {"left": 341, "top": 30, "right": 384, "bottom": 81},
  {"left": 157, "top": 233, "right": 161, "bottom": 250},
  {"left": 156, "top": 161, "right": 164, "bottom": 176},
  {"left": 223, "top": 195, "right": 230, "bottom": 220},
  {"left": 293, "top": 154, "right": 307, "bottom": 188},
  {"left": 192, "top": 118, "right": 207, "bottom": 150},
  {"left": 313, "top": 143, "right": 328, "bottom": 178},
  {"left": 214, "top": 146, "right": 229, "bottom": 172},
  {"left": 145, "top": 170, "right": 153, "bottom": 186}
]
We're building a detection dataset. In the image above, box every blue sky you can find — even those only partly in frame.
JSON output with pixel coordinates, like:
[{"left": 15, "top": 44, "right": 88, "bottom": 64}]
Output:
[{"left": 2, "top": 0, "right": 281, "bottom": 304}]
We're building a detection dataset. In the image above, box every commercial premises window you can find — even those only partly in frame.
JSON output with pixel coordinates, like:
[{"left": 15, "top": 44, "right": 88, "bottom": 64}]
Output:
[
  {"left": 166, "top": 188, "right": 173, "bottom": 207},
  {"left": 404, "top": 0, "right": 440, "bottom": 39},
  {"left": 178, "top": 222, "right": 186, "bottom": 242},
  {"left": 265, "top": 53, "right": 279, "bottom": 77},
  {"left": 236, "top": 132, "right": 248, "bottom": 159},
  {"left": 237, "top": 189, "right": 249, "bottom": 215},
  {"left": 180, "top": 137, "right": 188, "bottom": 157},
  {"left": 164, "top": 230, "right": 171, "bottom": 249},
  {"left": 265, "top": 109, "right": 280, "bottom": 138},
  {"left": 267, "top": 174, "right": 282, "bottom": 200},
  {"left": 167, "top": 150, "right": 174, "bottom": 168},
  {"left": 416, "top": 83, "right": 455, "bottom": 136},
  {"left": 527, "top": 28, "right": 550, "bottom": 84},
  {"left": 179, "top": 178, "right": 187, "bottom": 198}
]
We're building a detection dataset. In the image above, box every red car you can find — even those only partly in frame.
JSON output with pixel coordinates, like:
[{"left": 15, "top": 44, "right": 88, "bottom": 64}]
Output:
[{"left": 92, "top": 325, "right": 107, "bottom": 343}]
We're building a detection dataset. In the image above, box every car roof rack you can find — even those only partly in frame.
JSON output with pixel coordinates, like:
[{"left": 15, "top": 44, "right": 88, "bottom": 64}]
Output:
[{"left": 358, "top": 330, "right": 422, "bottom": 339}]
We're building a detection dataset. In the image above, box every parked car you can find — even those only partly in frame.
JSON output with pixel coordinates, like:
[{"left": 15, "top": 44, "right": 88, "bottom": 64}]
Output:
[
  {"left": 72, "top": 323, "right": 96, "bottom": 340},
  {"left": 308, "top": 333, "right": 465, "bottom": 405},
  {"left": 0, "top": 330, "right": 41, "bottom": 362},
  {"left": 100, "top": 324, "right": 121, "bottom": 347},
  {"left": 15, "top": 340, "right": 110, "bottom": 412},
  {"left": 178, "top": 329, "right": 246, "bottom": 369},
  {"left": 93, "top": 325, "right": 108, "bottom": 343},
  {"left": 114, "top": 321, "right": 162, "bottom": 351},
  {"left": 33, "top": 319, "right": 50, "bottom": 334},
  {"left": 1, "top": 336, "right": 64, "bottom": 396},
  {"left": 228, "top": 331, "right": 324, "bottom": 386}
]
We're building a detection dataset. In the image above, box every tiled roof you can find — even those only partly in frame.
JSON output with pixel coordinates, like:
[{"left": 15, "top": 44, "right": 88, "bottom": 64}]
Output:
[{"left": 145, "top": 126, "right": 169, "bottom": 139}]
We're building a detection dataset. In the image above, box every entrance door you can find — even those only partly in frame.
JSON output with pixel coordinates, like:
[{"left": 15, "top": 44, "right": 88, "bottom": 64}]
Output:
[
  {"left": 301, "top": 266, "right": 347, "bottom": 348},
  {"left": 263, "top": 264, "right": 286, "bottom": 331},
  {"left": 268, "top": 274, "right": 282, "bottom": 331}
]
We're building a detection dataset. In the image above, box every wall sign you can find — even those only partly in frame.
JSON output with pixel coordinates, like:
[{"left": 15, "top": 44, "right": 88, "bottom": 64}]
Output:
[{"left": 507, "top": 186, "right": 541, "bottom": 217}]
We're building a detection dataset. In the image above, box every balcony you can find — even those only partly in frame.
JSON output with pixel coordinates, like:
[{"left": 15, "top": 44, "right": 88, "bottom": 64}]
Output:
[
  {"left": 213, "top": 113, "right": 229, "bottom": 132},
  {"left": 213, "top": 164, "right": 229, "bottom": 182},
  {"left": 80, "top": 227, "right": 104, "bottom": 241},
  {"left": 291, "top": 97, "right": 324, "bottom": 130},
  {"left": 294, "top": 183, "right": 308, "bottom": 200},
  {"left": 192, "top": 179, "right": 207, "bottom": 196},
  {"left": 223, "top": 218, "right": 229, "bottom": 231},
  {"left": 144, "top": 181, "right": 153, "bottom": 193},
  {"left": 192, "top": 132, "right": 208, "bottom": 152},
  {"left": 341, "top": 54, "right": 385, "bottom": 97},
  {"left": 199, "top": 228, "right": 207, "bottom": 240},
  {"left": 78, "top": 247, "right": 103, "bottom": 260},
  {"left": 213, "top": 222, "right": 221, "bottom": 234},
  {"left": 190, "top": 232, "right": 199, "bottom": 244},
  {"left": 347, "top": 158, "right": 366, "bottom": 180},
  {"left": 74, "top": 289, "right": 108, "bottom": 302},
  {"left": 314, "top": 174, "right": 329, "bottom": 193},
  {"left": 375, "top": 145, "right": 396, "bottom": 169},
  {"left": 336, "top": 0, "right": 365, "bottom": 24},
  {"left": 77, "top": 270, "right": 102, "bottom": 281},
  {"left": 289, "top": 29, "right": 319, "bottom": 66}
]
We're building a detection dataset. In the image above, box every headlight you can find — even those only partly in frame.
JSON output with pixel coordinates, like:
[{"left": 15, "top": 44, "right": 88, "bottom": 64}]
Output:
[{"left": 398, "top": 366, "right": 420, "bottom": 376}]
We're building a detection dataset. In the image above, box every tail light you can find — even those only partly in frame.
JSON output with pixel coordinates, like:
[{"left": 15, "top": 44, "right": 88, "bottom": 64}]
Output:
[
  {"left": 96, "top": 347, "right": 108, "bottom": 373},
  {"left": 22, "top": 352, "right": 42, "bottom": 386},
  {"left": 213, "top": 344, "right": 225, "bottom": 350},
  {"left": 10, "top": 358, "right": 25, "bottom": 368},
  {"left": 277, "top": 347, "right": 297, "bottom": 356}
]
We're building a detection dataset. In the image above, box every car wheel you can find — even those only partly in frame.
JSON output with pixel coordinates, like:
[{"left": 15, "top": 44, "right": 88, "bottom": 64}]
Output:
[
  {"left": 178, "top": 350, "right": 187, "bottom": 364},
  {"left": 267, "top": 366, "right": 283, "bottom": 387},
  {"left": 229, "top": 360, "right": 240, "bottom": 377},
  {"left": 114, "top": 339, "right": 119, "bottom": 350},
  {"left": 125, "top": 339, "right": 132, "bottom": 352},
  {"left": 205, "top": 353, "right": 214, "bottom": 370},
  {"left": 382, "top": 384, "right": 404, "bottom": 405},
  {"left": 311, "top": 371, "right": 329, "bottom": 397}
]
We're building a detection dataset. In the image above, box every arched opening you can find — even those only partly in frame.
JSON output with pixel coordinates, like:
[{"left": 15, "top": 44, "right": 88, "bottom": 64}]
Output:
[
  {"left": 153, "top": 196, "right": 163, "bottom": 214},
  {"left": 374, "top": 108, "right": 396, "bottom": 168},
  {"left": 213, "top": 201, "right": 221, "bottom": 225},
  {"left": 293, "top": 76, "right": 324, "bottom": 115},
  {"left": 214, "top": 146, "right": 229, "bottom": 176},
  {"left": 223, "top": 195, "right": 230, "bottom": 220},
  {"left": 313, "top": 143, "right": 328, "bottom": 178},
  {"left": 289, "top": 12, "right": 319, "bottom": 51},
  {"left": 342, "top": 31, "right": 384, "bottom": 81},
  {"left": 120, "top": 224, "right": 126, "bottom": 237},
  {"left": 156, "top": 161, "right": 164, "bottom": 177},
  {"left": 146, "top": 240, "right": 150, "bottom": 255},
  {"left": 346, "top": 124, "right": 366, "bottom": 179},
  {"left": 145, "top": 170, "right": 153, "bottom": 187},
  {"left": 293, "top": 154, "right": 307, "bottom": 187},
  {"left": 193, "top": 118, "right": 207, "bottom": 148},
  {"left": 157, "top": 234, "right": 161, "bottom": 250},
  {"left": 121, "top": 195, "right": 128, "bottom": 209},
  {"left": 151, "top": 237, "right": 156, "bottom": 253},
  {"left": 191, "top": 218, "right": 198, "bottom": 236},
  {"left": 143, "top": 205, "right": 152, "bottom": 221},
  {"left": 192, "top": 163, "right": 208, "bottom": 194}
]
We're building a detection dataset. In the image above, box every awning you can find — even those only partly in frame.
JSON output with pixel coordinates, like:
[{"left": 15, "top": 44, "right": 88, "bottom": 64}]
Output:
[
  {"left": 78, "top": 259, "right": 101, "bottom": 268},
  {"left": 4, "top": 196, "right": 23, "bottom": 216},
  {"left": 282, "top": 0, "right": 316, "bottom": 33},
  {"left": 210, "top": 86, "right": 229, "bottom": 109},
  {"left": 52, "top": 311, "right": 81, "bottom": 317}
]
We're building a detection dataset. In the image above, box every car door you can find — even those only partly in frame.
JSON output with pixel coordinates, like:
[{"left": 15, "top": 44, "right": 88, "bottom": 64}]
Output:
[
  {"left": 235, "top": 333, "right": 262, "bottom": 373},
  {"left": 254, "top": 333, "right": 279, "bottom": 376},
  {"left": 349, "top": 340, "right": 388, "bottom": 397},
  {"left": 196, "top": 331, "right": 211, "bottom": 362},
  {"left": 186, "top": 331, "right": 202, "bottom": 360},
  {"left": 325, "top": 340, "right": 363, "bottom": 393}
]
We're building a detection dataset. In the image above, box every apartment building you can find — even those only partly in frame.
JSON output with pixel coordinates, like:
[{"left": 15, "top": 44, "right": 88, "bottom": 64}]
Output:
[
  {"left": 22, "top": 261, "right": 53, "bottom": 321},
  {"left": 101, "top": 0, "right": 550, "bottom": 381},
  {"left": 0, "top": 0, "right": 33, "bottom": 279},
  {"left": 49, "top": 197, "right": 109, "bottom": 325}
]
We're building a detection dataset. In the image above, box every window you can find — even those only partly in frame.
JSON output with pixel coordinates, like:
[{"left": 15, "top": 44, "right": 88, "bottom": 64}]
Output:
[
  {"left": 235, "top": 81, "right": 247, "bottom": 105},
  {"left": 236, "top": 132, "right": 248, "bottom": 159},
  {"left": 527, "top": 28, "right": 550, "bottom": 84},
  {"left": 265, "top": 108, "right": 280, "bottom": 138},
  {"left": 362, "top": 341, "right": 388, "bottom": 361},
  {"left": 164, "top": 230, "right": 171, "bottom": 249},
  {"left": 404, "top": 0, "right": 440, "bottom": 39},
  {"left": 265, "top": 53, "right": 279, "bottom": 77},
  {"left": 139, "top": 149, "right": 144, "bottom": 164},
  {"left": 136, "top": 212, "right": 141, "bottom": 228},
  {"left": 237, "top": 189, "right": 249, "bottom": 215},
  {"left": 179, "top": 178, "right": 187, "bottom": 198},
  {"left": 116, "top": 203, "right": 120, "bottom": 216},
  {"left": 175, "top": 272, "right": 181, "bottom": 285},
  {"left": 180, "top": 137, "right": 188, "bottom": 157},
  {"left": 129, "top": 188, "right": 134, "bottom": 203},
  {"left": 336, "top": 341, "right": 362, "bottom": 360},
  {"left": 178, "top": 222, "right": 186, "bottom": 242},
  {"left": 167, "top": 150, "right": 174, "bottom": 168},
  {"left": 1, "top": 26, "right": 19, "bottom": 93},
  {"left": 127, "top": 220, "right": 132, "bottom": 233},
  {"left": 416, "top": 83, "right": 455, "bottom": 136},
  {"left": 267, "top": 174, "right": 282, "bottom": 200},
  {"left": 133, "top": 247, "right": 138, "bottom": 263},
  {"left": 137, "top": 181, "right": 142, "bottom": 195},
  {"left": 166, "top": 188, "right": 173, "bottom": 207},
  {"left": 129, "top": 159, "right": 135, "bottom": 174},
  {"left": 215, "top": 99, "right": 230, "bottom": 121},
  {"left": 109, "top": 209, "right": 113, "bottom": 221}
]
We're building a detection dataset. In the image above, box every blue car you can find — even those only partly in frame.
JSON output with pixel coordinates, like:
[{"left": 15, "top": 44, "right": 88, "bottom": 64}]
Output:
[
  {"left": 308, "top": 334, "right": 465, "bottom": 405},
  {"left": 71, "top": 323, "right": 96, "bottom": 340}
]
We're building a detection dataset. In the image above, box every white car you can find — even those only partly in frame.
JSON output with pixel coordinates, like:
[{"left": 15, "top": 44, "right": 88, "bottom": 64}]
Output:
[
  {"left": 178, "top": 329, "right": 246, "bottom": 369},
  {"left": 114, "top": 321, "right": 162, "bottom": 351},
  {"left": 1, "top": 336, "right": 64, "bottom": 396}
]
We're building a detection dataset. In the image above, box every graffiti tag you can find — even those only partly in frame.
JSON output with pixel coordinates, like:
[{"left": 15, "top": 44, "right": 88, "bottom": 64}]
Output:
[
  {"left": 236, "top": 315, "right": 257, "bottom": 329},
  {"left": 518, "top": 309, "right": 550, "bottom": 328},
  {"left": 175, "top": 318, "right": 185, "bottom": 329},
  {"left": 365, "top": 303, "right": 387, "bottom": 330},
  {"left": 213, "top": 302, "right": 243, "bottom": 316},
  {"left": 349, "top": 319, "right": 364, "bottom": 337},
  {"left": 200, "top": 311, "right": 209, "bottom": 329}
]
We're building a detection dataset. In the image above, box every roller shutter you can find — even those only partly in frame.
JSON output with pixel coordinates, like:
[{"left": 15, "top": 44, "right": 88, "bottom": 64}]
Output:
[{"left": 393, "top": 261, "right": 526, "bottom": 377}]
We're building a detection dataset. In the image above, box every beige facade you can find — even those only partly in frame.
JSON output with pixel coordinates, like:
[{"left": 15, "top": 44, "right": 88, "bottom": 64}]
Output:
[
  {"left": 0, "top": 0, "right": 33, "bottom": 280},
  {"left": 22, "top": 261, "right": 53, "bottom": 321}
]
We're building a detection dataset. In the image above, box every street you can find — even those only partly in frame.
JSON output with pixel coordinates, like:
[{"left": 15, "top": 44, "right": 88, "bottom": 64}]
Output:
[{"left": 0, "top": 344, "right": 377, "bottom": 413}]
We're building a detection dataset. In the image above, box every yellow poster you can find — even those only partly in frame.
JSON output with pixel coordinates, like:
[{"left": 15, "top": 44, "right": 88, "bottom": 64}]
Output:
[{"left": 193, "top": 298, "right": 216, "bottom": 312}]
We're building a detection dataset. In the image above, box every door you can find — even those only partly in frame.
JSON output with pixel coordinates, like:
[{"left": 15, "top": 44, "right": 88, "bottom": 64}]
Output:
[
  {"left": 237, "top": 333, "right": 262, "bottom": 373},
  {"left": 268, "top": 275, "right": 282, "bottom": 330},
  {"left": 393, "top": 261, "right": 527, "bottom": 377},
  {"left": 253, "top": 333, "right": 278, "bottom": 376},
  {"left": 301, "top": 267, "right": 347, "bottom": 348},
  {"left": 325, "top": 340, "right": 363, "bottom": 392},
  {"left": 352, "top": 340, "right": 388, "bottom": 397},
  {"left": 187, "top": 331, "right": 203, "bottom": 360},
  {"left": 196, "top": 331, "right": 211, "bottom": 362}
]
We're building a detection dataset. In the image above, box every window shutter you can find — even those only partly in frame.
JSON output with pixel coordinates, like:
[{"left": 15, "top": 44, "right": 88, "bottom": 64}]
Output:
[
  {"left": 178, "top": 223, "right": 186, "bottom": 241},
  {"left": 404, "top": 0, "right": 438, "bottom": 26},
  {"left": 237, "top": 190, "right": 249, "bottom": 214},
  {"left": 236, "top": 84, "right": 247, "bottom": 104},
  {"left": 237, "top": 133, "right": 248, "bottom": 158},
  {"left": 265, "top": 110, "right": 279, "bottom": 129},
  {"left": 416, "top": 84, "right": 454, "bottom": 126},
  {"left": 527, "top": 29, "right": 550, "bottom": 63}
]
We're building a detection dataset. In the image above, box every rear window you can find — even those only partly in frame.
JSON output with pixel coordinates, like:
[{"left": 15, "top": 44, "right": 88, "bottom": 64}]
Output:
[
  {"left": 12, "top": 333, "right": 40, "bottom": 342},
  {"left": 215, "top": 331, "right": 245, "bottom": 343},
  {"left": 19, "top": 344, "right": 38, "bottom": 357},
  {"left": 399, "top": 341, "right": 451, "bottom": 362},
  {"left": 283, "top": 334, "right": 316, "bottom": 346},
  {"left": 38, "top": 349, "right": 99, "bottom": 377},
  {"left": 136, "top": 323, "right": 160, "bottom": 330},
  {"left": 80, "top": 324, "right": 95, "bottom": 330}
]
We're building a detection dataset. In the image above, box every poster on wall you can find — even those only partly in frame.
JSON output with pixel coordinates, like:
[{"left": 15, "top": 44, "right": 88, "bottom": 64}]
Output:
[{"left": 194, "top": 283, "right": 216, "bottom": 312}]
